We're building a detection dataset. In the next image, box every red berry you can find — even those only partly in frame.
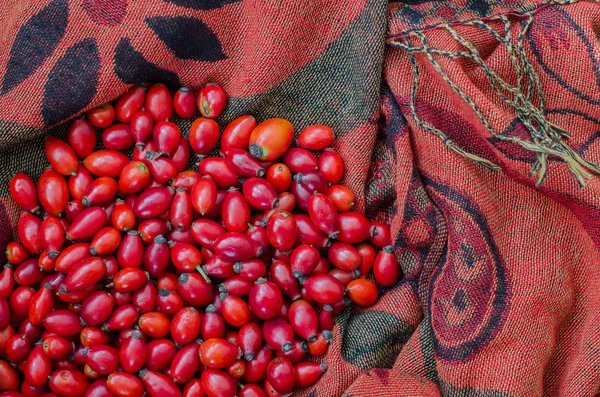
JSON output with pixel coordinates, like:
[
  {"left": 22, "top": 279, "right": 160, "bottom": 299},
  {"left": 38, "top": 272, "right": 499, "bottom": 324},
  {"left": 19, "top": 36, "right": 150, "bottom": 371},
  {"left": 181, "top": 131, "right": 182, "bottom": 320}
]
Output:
[
  {"left": 288, "top": 300, "right": 318, "bottom": 342},
  {"left": 189, "top": 118, "right": 220, "bottom": 155},
  {"left": 102, "top": 124, "right": 135, "bottom": 150},
  {"left": 318, "top": 149, "right": 344, "bottom": 183},
  {"left": 191, "top": 178, "right": 217, "bottom": 216},
  {"left": 145, "top": 339, "right": 177, "bottom": 371},
  {"left": 282, "top": 148, "right": 317, "bottom": 174},
  {"left": 139, "top": 368, "right": 181, "bottom": 397},
  {"left": 373, "top": 246, "right": 401, "bottom": 287},
  {"left": 266, "top": 164, "right": 291, "bottom": 193},
  {"left": 327, "top": 184, "right": 355, "bottom": 212},
  {"left": 48, "top": 369, "right": 89, "bottom": 397},
  {"left": 84, "top": 150, "right": 130, "bottom": 178},
  {"left": 171, "top": 307, "right": 201, "bottom": 345},
  {"left": 87, "top": 103, "right": 115, "bottom": 128},
  {"left": 45, "top": 136, "right": 78, "bottom": 176},
  {"left": 153, "top": 121, "right": 181, "bottom": 154},
  {"left": 174, "top": 87, "right": 197, "bottom": 119},
  {"left": 220, "top": 115, "right": 256, "bottom": 155},
  {"left": 24, "top": 345, "right": 52, "bottom": 387},
  {"left": 297, "top": 125, "right": 334, "bottom": 150},
  {"left": 248, "top": 119, "right": 293, "bottom": 161},
  {"left": 346, "top": 279, "right": 378, "bottom": 306},
  {"left": 266, "top": 357, "right": 295, "bottom": 396},
  {"left": 238, "top": 322, "right": 262, "bottom": 362},
  {"left": 201, "top": 369, "right": 236, "bottom": 397},
  {"left": 199, "top": 158, "right": 240, "bottom": 189},
  {"left": 262, "top": 318, "right": 294, "bottom": 352},
  {"left": 242, "top": 177, "right": 278, "bottom": 210},
  {"left": 37, "top": 169, "right": 69, "bottom": 217},
  {"left": 200, "top": 338, "right": 239, "bottom": 369},
  {"left": 171, "top": 341, "right": 201, "bottom": 383},
  {"left": 266, "top": 211, "right": 297, "bottom": 252},
  {"left": 249, "top": 279, "right": 283, "bottom": 321},
  {"left": 303, "top": 273, "right": 344, "bottom": 304},
  {"left": 294, "top": 361, "right": 327, "bottom": 387},
  {"left": 130, "top": 110, "right": 154, "bottom": 147},
  {"left": 145, "top": 83, "right": 173, "bottom": 122},
  {"left": 107, "top": 372, "right": 144, "bottom": 397},
  {"left": 308, "top": 193, "right": 339, "bottom": 239},
  {"left": 197, "top": 84, "right": 227, "bottom": 119},
  {"left": 116, "top": 85, "right": 146, "bottom": 123},
  {"left": 67, "top": 118, "right": 96, "bottom": 159}
]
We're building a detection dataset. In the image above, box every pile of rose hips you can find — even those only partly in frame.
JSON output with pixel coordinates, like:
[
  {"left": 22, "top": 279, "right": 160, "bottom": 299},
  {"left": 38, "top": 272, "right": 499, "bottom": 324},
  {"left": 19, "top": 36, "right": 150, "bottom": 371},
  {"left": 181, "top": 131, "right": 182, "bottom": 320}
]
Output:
[{"left": 0, "top": 83, "right": 401, "bottom": 397}]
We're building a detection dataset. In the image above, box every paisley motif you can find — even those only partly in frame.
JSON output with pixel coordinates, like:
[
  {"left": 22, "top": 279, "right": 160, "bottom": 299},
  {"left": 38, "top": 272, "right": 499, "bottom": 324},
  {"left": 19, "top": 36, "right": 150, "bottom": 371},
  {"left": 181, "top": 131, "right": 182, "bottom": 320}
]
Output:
[{"left": 425, "top": 177, "right": 509, "bottom": 361}]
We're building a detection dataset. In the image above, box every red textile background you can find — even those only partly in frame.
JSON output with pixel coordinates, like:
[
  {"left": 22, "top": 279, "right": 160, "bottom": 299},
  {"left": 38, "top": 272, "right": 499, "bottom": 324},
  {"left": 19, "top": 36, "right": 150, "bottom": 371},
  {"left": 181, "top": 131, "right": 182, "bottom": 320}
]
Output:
[{"left": 2, "top": 0, "right": 600, "bottom": 396}]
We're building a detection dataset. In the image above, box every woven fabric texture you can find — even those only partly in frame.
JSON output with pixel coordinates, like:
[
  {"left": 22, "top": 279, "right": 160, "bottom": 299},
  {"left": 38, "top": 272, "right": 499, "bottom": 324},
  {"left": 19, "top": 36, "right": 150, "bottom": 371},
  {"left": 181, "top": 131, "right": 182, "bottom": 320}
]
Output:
[{"left": 2, "top": 0, "right": 600, "bottom": 396}]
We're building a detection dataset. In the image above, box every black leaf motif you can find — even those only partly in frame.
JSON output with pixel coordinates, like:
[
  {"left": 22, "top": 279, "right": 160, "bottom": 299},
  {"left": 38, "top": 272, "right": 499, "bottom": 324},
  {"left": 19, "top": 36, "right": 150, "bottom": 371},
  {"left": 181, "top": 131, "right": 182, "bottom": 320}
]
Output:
[
  {"left": 41, "top": 38, "right": 100, "bottom": 127},
  {"left": 114, "top": 38, "right": 180, "bottom": 90},
  {"left": 145, "top": 16, "right": 226, "bottom": 62},
  {"left": 1, "top": 0, "right": 68, "bottom": 95},
  {"left": 163, "top": 0, "right": 240, "bottom": 10},
  {"left": 341, "top": 311, "right": 413, "bottom": 370}
]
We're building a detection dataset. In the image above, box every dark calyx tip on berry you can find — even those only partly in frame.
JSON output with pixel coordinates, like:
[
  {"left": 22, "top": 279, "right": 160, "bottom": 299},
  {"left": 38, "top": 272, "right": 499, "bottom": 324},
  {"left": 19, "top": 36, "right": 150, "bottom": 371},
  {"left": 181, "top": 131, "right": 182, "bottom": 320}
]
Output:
[
  {"left": 4, "top": 263, "right": 13, "bottom": 269},
  {"left": 81, "top": 346, "right": 89, "bottom": 356},
  {"left": 244, "top": 352, "right": 255, "bottom": 361},
  {"left": 179, "top": 272, "right": 189, "bottom": 283},
  {"left": 179, "top": 87, "right": 189, "bottom": 93},
  {"left": 293, "top": 173, "right": 303, "bottom": 183},
  {"left": 282, "top": 342, "right": 293, "bottom": 352},
  {"left": 135, "top": 142, "right": 145, "bottom": 150},
  {"left": 300, "top": 341, "right": 308, "bottom": 352},
  {"left": 154, "top": 235, "right": 167, "bottom": 244},
  {"left": 328, "top": 231, "right": 339, "bottom": 240},
  {"left": 145, "top": 151, "right": 165, "bottom": 161},
  {"left": 233, "top": 261, "right": 243, "bottom": 273},
  {"left": 292, "top": 270, "right": 304, "bottom": 280},
  {"left": 352, "top": 269, "right": 361, "bottom": 279},
  {"left": 320, "top": 362, "right": 328, "bottom": 372},
  {"left": 127, "top": 229, "right": 140, "bottom": 236},
  {"left": 383, "top": 245, "right": 394, "bottom": 253},
  {"left": 307, "top": 334, "right": 317, "bottom": 342},
  {"left": 79, "top": 317, "right": 87, "bottom": 327},
  {"left": 43, "top": 283, "right": 53, "bottom": 289},
  {"left": 176, "top": 187, "right": 186, "bottom": 193},
  {"left": 59, "top": 284, "right": 68, "bottom": 294},
  {"left": 89, "top": 247, "right": 96, "bottom": 256},
  {"left": 256, "top": 246, "right": 263, "bottom": 257},
  {"left": 48, "top": 250, "right": 59, "bottom": 259},
  {"left": 323, "top": 238, "right": 332, "bottom": 248},
  {"left": 206, "top": 304, "right": 216, "bottom": 313},
  {"left": 158, "top": 288, "right": 170, "bottom": 297},
  {"left": 248, "top": 144, "right": 263, "bottom": 159},
  {"left": 82, "top": 197, "right": 90, "bottom": 207},
  {"left": 322, "top": 330, "right": 333, "bottom": 342},
  {"left": 370, "top": 225, "right": 378, "bottom": 238},
  {"left": 218, "top": 288, "right": 228, "bottom": 300},
  {"left": 139, "top": 368, "right": 148, "bottom": 378},
  {"left": 257, "top": 168, "right": 266, "bottom": 178},
  {"left": 271, "top": 198, "right": 279, "bottom": 209},
  {"left": 132, "top": 330, "right": 142, "bottom": 339},
  {"left": 323, "top": 304, "right": 333, "bottom": 312},
  {"left": 255, "top": 277, "right": 267, "bottom": 285}
]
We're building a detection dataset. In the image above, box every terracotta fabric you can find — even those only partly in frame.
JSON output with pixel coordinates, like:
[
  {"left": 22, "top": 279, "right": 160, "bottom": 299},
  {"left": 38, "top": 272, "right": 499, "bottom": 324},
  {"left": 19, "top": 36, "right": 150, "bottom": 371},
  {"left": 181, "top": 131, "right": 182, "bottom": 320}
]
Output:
[{"left": 2, "top": 0, "right": 600, "bottom": 396}]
